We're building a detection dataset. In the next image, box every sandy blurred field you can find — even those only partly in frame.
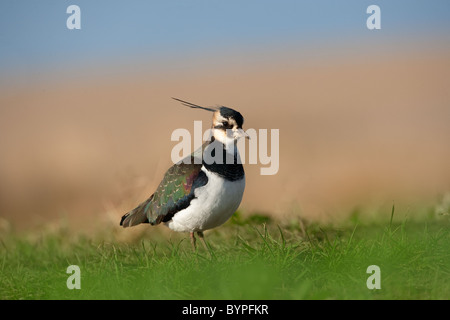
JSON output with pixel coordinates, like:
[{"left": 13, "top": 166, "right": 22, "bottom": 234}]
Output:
[{"left": 1, "top": 47, "right": 449, "bottom": 230}]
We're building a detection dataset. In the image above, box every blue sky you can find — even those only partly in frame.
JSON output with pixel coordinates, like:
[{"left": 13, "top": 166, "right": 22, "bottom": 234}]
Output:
[{"left": 1, "top": 0, "right": 450, "bottom": 78}]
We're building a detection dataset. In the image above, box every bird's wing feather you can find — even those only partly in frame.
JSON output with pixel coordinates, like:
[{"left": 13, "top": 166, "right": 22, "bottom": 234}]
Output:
[
  {"left": 149, "top": 159, "right": 208, "bottom": 224},
  {"left": 120, "top": 143, "right": 209, "bottom": 227}
]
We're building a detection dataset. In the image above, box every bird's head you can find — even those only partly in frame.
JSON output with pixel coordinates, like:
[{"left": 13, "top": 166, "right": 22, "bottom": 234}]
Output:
[
  {"left": 211, "top": 106, "right": 249, "bottom": 144},
  {"left": 172, "top": 98, "right": 249, "bottom": 144}
]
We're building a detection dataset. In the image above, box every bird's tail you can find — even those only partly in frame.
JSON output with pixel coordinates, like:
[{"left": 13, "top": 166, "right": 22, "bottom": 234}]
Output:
[{"left": 120, "top": 194, "right": 153, "bottom": 228}]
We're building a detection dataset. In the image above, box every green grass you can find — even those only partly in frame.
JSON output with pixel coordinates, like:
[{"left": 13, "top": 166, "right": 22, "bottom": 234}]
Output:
[{"left": 1, "top": 209, "right": 449, "bottom": 300}]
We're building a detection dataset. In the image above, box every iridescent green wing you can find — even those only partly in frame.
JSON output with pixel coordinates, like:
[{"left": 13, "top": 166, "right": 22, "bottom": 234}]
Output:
[
  {"left": 148, "top": 156, "right": 207, "bottom": 224},
  {"left": 120, "top": 143, "right": 209, "bottom": 228}
]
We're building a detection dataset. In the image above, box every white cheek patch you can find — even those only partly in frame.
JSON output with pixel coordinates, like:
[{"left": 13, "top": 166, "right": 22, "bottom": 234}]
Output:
[{"left": 212, "top": 128, "right": 228, "bottom": 144}]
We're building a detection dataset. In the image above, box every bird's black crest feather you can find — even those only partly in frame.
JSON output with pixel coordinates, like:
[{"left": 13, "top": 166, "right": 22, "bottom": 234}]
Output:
[{"left": 172, "top": 97, "right": 216, "bottom": 112}]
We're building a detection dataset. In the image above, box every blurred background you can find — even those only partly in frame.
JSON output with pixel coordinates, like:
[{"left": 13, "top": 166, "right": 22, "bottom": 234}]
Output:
[{"left": 1, "top": 1, "right": 450, "bottom": 231}]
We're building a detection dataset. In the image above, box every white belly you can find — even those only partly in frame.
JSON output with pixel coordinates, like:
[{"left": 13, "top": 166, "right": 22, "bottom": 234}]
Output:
[{"left": 165, "top": 166, "right": 245, "bottom": 233}]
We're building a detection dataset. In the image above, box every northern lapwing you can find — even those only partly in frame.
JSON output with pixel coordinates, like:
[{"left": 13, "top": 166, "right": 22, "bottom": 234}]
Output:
[{"left": 120, "top": 98, "right": 249, "bottom": 250}]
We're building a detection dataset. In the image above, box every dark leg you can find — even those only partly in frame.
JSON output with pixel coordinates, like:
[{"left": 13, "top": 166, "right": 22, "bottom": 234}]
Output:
[
  {"left": 197, "top": 231, "right": 209, "bottom": 251},
  {"left": 190, "top": 232, "right": 196, "bottom": 251}
]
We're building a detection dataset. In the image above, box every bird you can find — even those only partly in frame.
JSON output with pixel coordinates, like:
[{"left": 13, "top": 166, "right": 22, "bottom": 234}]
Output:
[{"left": 120, "top": 97, "right": 249, "bottom": 251}]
